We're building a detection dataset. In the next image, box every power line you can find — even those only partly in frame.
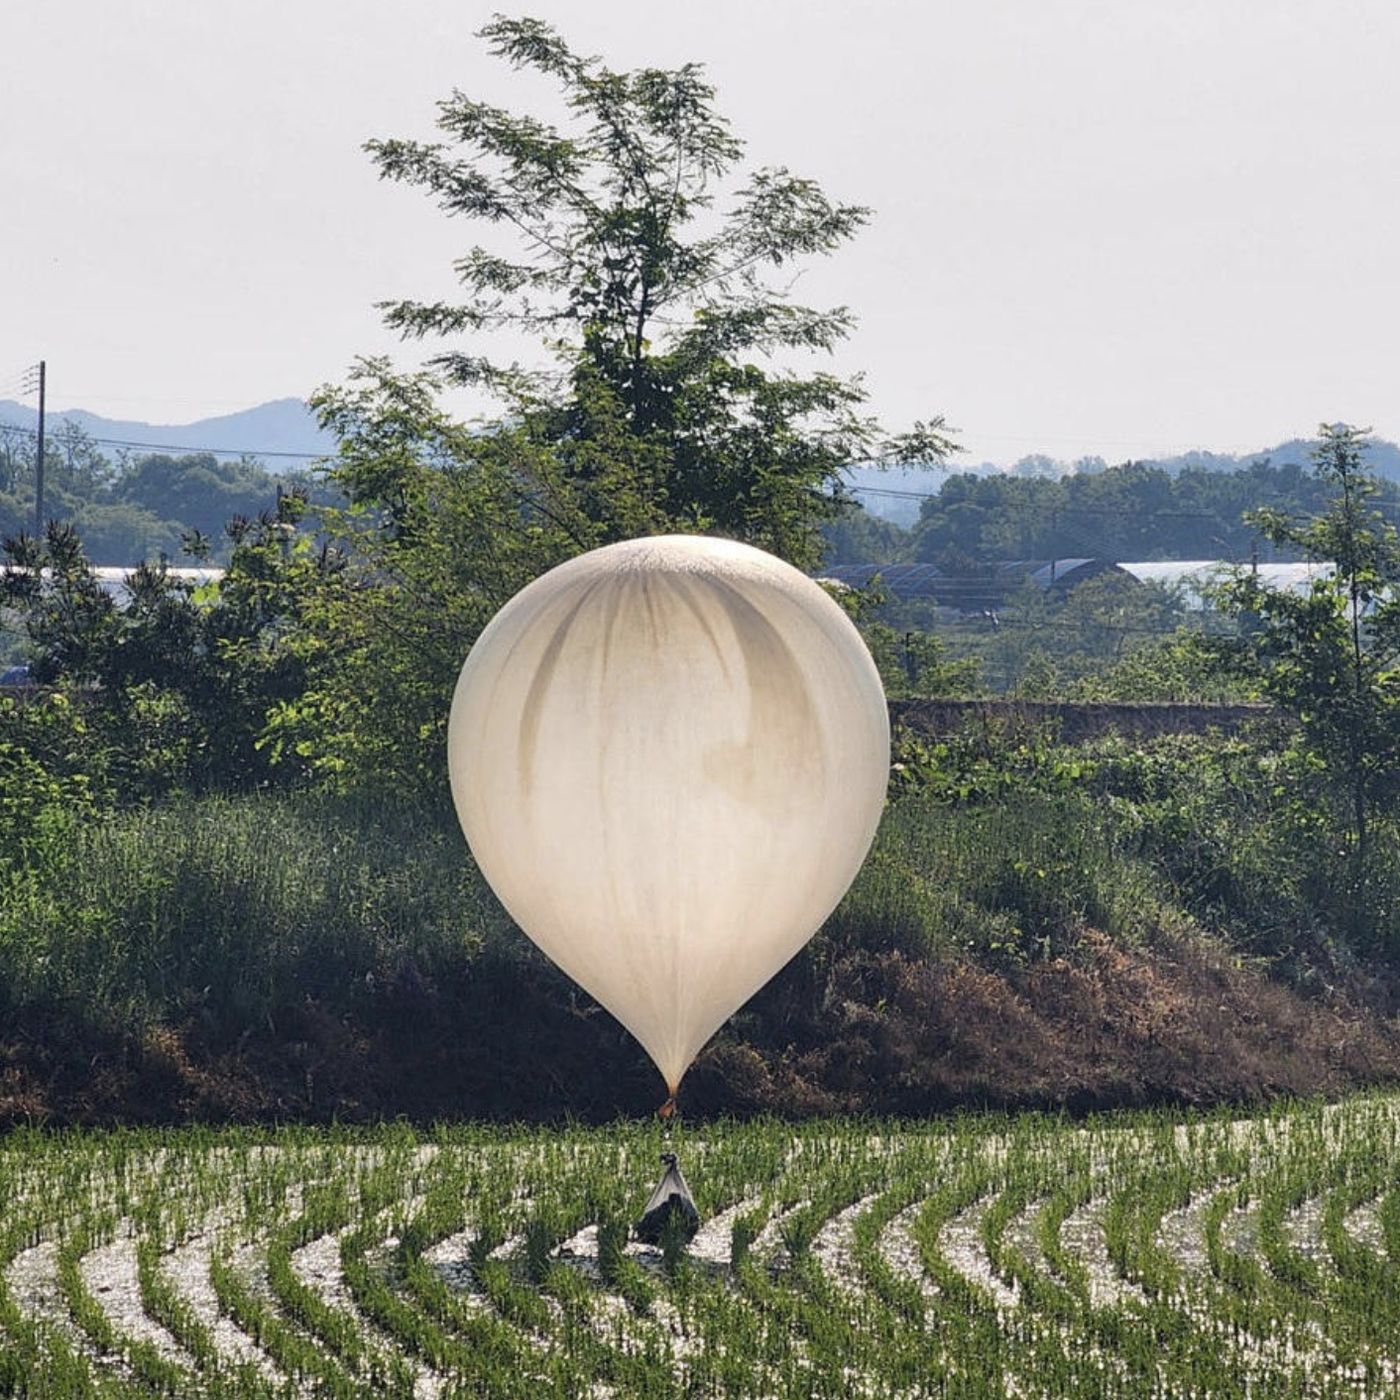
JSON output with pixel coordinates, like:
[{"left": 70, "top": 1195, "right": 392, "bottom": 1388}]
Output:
[
  {"left": 849, "top": 488, "right": 1224, "bottom": 519},
  {"left": 1, "top": 416, "right": 1394, "bottom": 532},
  {"left": 843, "top": 503, "right": 1400, "bottom": 531},
  {"left": 0, "top": 421, "right": 325, "bottom": 461},
  {"left": 844, "top": 486, "right": 1400, "bottom": 529},
  {"left": 934, "top": 620, "right": 1211, "bottom": 636}
]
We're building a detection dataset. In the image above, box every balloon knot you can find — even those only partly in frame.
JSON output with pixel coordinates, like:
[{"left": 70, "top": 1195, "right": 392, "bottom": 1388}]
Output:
[{"left": 658, "top": 1095, "right": 677, "bottom": 1120}]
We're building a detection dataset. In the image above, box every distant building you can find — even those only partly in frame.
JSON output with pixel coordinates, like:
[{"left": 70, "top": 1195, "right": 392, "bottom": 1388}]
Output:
[
  {"left": 1, "top": 566, "right": 225, "bottom": 646},
  {"left": 1117, "top": 560, "right": 1332, "bottom": 609},
  {"left": 817, "top": 557, "right": 1341, "bottom": 616},
  {"left": 816, "top": 559, "right": 1126, "bottom": 611},
  {"left": 90, "top": 567, "right": 224, "bottom": 606}
]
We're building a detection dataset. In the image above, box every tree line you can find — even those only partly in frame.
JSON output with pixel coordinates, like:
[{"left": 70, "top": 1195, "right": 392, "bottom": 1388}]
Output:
[
  {"left": 822, "top": 454, "right": 1400, "bottom": 567},
  {"left": 5, "top": 415, "right": 1380, "bottom": 576},
  {"left": 0, "top": 420, "right": 326, "bottom": 565}
]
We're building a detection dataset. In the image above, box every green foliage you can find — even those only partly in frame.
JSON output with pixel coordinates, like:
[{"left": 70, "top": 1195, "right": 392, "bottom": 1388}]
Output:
[
  {"left": 259, "top": 363, "right": 591, "bottom": 793},
  {"left": 1081, "top": 732, "right": 1336, "bottom": 956},
  {"left": 0, "top": 694, "right": 99, "bottom": 877},
  {"left": 6, "top": 710, "right": 1396, "bottom": 1061},
  {"left": 0, "top": 421, "right": 322, "bottom": 566},
  {"left": 878, "top": 718, "right": 1400, "bottom": 962},
  {"left": 113, "top": 452, "right": 322, "bottom": 543},
  {"left": 1066, "top": 628, "right": 1260, "bottom": 703},
  {"left": 825, "top": 579, "right": 983, "bottom": 697},
  {"left": 0, "top": 792, "right": 498, "bottom": 1030},
  {"left": 841, "top": 567, "right": 1236, "bottom": 699},
  {"left": 1052, "top": 571, "right": 1185, "bottom": 660},
  {"left": 972, "top": 575, "right": 1192, "bottom": 697},
  {"left": 909, "top": 455, "right": 1388, "bottom": 565},
  {"left": 69, "top": 499, "right": 185, "bottom": 565},
  {"left": 1, "top": 503, "right": 333, "bottom": 797},
  {"left": 367, "top": 14, "right": 953, "bottom": 574},
  {"left": 889, "top": 720, "right": 1097, "bottom": 806},
  {"left": 833, "top": 789, "right": 1163, "bottom": 967},
  {"left": 820, "top": 500, "right": 910, "bottom": 566},
  {"left": 866, "top": 624, "right": 984, "bottom": 698},
  {"left": 1217, "top": 425, "right": 1400, "bottom": 931}
]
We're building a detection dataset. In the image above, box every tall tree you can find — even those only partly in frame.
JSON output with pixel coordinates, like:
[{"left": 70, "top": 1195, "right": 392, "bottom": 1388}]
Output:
[
  {"left": 260, "top": 15, "right": 958, "bottom": 793},
  {"left": 363, "top": 14, "right": 953, "bottom": 570},
  {"left": 1220, "top": 424, "right": 1400, "bottom": 892}
]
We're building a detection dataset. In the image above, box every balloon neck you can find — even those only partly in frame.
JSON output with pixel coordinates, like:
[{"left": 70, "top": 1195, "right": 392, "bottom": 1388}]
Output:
[{"left": 658, "top": 1094, "right": 678, "bottom": 1120}]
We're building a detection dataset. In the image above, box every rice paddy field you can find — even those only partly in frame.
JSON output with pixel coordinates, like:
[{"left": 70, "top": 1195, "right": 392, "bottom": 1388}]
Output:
[{"left": 4, "top": 1094, "right": 1400, "bottom": 1396}]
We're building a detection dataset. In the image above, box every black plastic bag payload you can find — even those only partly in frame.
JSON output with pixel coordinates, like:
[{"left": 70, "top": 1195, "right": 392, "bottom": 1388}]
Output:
[{"left": 634, "top": 1152, "right": 700, "bottom": 1245}]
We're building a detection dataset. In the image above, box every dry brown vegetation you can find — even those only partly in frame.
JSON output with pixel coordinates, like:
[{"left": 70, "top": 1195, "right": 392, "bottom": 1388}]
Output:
[{"left": 5, "top": 929, "right": 1400, "bottom": 1130}]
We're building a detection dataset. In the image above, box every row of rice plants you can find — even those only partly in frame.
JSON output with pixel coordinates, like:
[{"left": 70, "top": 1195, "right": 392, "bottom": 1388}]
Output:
[{"left": 2, "top": 1101, "right": 1399, "bottom": 1395}]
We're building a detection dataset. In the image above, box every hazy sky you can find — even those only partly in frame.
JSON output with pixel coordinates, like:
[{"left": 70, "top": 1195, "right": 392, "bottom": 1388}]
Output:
[{"left": 4, "top": 1, "right": 1398, "bottom": 464}]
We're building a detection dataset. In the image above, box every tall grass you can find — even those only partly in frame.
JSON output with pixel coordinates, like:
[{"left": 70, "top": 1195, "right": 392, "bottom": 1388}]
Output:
[
  {"left": 4, "top": 730, "right": 1399, "bottom": 1095},
  {"left": 0, "top": 794, "right": 507, "bottom": 1029},
  {"left": 0, "top": 783, "right": 1176, "bottom": 1037},
  {"left": 830, "top": 791, "right": 1173, "bottom": 965}
]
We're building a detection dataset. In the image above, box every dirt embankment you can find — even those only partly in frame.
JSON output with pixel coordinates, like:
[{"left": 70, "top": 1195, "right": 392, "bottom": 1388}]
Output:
[
  {"left": 3, "top": 932, "right": 1397, "bottom": 1127},
  {"left": 690, "top": 933, "right": 1400, "bottom": 1116}
]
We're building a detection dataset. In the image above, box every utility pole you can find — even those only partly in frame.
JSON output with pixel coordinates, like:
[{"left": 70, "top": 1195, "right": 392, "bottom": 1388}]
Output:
[{"left": 28, "top": 360, "right": 46, "bottom": 537}]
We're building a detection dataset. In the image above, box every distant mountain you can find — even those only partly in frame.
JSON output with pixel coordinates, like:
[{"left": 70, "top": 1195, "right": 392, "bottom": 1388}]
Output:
[
  {"left": 0, "top": 397, "right": 334, "bottom": 463},
  {"left": 845, "top": 436, "right": 1400, "bottom": 525}
]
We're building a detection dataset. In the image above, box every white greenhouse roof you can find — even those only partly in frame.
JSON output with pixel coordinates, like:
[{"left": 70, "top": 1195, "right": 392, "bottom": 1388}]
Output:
[
  {"left": 1119, "top": 560, "right": 1333, "bottom": 607},
  {"left": 91, "top": 566, "right": 224, "bottom": 602}
]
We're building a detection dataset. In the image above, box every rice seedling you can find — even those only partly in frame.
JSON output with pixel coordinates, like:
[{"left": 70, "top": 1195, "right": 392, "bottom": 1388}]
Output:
[{"left": 3, "top": 1100, "right": 1400, "bottom": 1395}]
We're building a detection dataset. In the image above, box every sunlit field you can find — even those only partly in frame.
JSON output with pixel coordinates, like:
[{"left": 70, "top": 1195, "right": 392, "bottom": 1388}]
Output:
[{"left": 4, "top": 1095, "right": 1400, "bottom": 1396}]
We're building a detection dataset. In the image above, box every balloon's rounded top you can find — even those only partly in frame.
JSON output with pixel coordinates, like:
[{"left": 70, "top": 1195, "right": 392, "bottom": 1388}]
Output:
[
  {"left": 561, "top": 533, "right": 759, "bottom": 570},
  {"left": 496, "top": 533, "right": 846, "bottom": 612},
  {"left": 448, "top": 533, "right": 889, "bottom": 1095}
]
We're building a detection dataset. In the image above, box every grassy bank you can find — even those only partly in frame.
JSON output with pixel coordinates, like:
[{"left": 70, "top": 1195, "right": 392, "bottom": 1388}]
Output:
[{"left": 4, "top": 726, "right": 1400, "bottom": 1125}]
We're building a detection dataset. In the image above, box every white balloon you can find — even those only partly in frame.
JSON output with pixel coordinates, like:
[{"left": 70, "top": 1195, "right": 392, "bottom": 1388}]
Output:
[{"left": 447, "top": 535, "right": 889, "bottom": 1094}]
